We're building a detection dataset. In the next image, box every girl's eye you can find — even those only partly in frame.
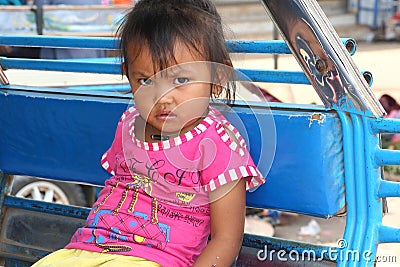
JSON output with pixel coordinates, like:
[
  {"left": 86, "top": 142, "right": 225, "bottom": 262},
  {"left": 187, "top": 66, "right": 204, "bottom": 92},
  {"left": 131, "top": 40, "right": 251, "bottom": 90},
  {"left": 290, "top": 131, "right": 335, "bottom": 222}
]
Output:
[
  {"left": 138, "top": 78, "right": 153, "bottom": 86},
  {"left": 174, "top": 77, "right": 189, "bottom": 85}
]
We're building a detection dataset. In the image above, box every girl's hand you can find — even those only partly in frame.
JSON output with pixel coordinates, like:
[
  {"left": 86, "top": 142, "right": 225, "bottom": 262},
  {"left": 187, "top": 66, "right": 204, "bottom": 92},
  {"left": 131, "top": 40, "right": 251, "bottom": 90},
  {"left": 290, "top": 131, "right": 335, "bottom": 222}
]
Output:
[{"left": 193, "top": 178, "right": 246, "bottom": 267}]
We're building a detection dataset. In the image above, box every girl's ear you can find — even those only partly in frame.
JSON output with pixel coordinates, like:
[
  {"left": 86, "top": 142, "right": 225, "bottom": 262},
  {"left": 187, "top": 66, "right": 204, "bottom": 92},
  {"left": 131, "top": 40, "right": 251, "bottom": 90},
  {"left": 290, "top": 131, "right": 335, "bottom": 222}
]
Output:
[
  {"left": 212, "top": 64, "right": 231, "bottom": 96},
  {"left": 212, "top": 86, "right": 223, "bottom": 98},
  {"left": 121, "top": 62, "right": 129, "bottom": 79}
]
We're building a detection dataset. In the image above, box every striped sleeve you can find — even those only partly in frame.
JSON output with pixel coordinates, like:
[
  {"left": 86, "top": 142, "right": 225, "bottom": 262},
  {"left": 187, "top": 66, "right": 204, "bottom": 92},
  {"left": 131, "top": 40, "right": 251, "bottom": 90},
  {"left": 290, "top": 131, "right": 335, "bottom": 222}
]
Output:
[{"left": 201, "top": 120, "right": 265, "bottom": 192}]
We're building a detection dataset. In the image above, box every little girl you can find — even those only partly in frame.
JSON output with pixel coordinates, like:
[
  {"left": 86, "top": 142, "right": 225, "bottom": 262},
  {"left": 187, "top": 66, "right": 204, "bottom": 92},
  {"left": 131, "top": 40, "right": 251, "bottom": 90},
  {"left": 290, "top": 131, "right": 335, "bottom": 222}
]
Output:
[{"left": 33, "top": 0, "right": 265, "bottom": 266}]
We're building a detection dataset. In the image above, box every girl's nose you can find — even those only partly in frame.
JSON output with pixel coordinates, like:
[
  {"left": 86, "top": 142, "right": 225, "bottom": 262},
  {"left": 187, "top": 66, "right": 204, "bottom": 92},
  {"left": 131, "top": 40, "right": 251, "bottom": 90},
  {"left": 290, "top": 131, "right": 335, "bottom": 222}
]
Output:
[{"left": 154, "top": 87, "right": 174, "bottom": 105}]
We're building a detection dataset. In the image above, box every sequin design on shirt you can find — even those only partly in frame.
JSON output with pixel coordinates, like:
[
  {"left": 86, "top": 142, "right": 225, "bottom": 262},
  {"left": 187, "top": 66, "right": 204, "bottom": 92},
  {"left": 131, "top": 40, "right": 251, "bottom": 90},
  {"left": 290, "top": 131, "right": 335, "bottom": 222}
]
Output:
[{"left": 79, "top": 174, "right": 170, "bottom": 253}]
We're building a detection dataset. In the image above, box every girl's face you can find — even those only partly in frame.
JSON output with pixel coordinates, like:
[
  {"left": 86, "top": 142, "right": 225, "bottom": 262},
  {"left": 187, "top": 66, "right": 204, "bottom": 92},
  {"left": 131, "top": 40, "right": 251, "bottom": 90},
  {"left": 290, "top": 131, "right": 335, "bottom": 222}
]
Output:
[{"left": 125, "top": 41, "right": 218, "bottom": 136}]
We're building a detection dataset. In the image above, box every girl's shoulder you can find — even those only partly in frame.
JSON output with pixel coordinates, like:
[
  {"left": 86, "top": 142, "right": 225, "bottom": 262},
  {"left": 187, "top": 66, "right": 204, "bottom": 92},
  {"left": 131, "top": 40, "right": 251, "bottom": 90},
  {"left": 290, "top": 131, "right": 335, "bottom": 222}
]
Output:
[
  {"left": 119, "top": 105, "right": 138, "bottom": 122},
  {"left": 208, "top": 107, "right": 248, "bottom": 155}
]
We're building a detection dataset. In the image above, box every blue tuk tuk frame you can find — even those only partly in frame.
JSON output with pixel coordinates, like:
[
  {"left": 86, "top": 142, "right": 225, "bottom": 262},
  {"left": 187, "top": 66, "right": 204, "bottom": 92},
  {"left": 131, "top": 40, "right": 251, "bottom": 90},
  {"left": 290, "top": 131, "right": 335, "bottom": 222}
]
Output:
[{"left": 0, "top": 0, "right": 400, "bottom": 266}]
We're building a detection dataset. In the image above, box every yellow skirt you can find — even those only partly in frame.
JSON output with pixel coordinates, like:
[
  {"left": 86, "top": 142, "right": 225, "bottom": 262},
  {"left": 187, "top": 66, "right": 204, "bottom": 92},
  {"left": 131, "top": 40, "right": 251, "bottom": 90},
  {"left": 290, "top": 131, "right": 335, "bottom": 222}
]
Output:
[{"left": 31, "top": 249, "right": 162, "bottom": 267}]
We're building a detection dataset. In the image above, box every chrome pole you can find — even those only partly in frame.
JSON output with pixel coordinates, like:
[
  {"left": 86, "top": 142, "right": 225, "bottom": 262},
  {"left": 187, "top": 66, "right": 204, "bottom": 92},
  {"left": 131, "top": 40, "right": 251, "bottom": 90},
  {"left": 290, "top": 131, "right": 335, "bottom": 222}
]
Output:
[{"left": 260, "top": 0, "right": 385, "bottom": 117}]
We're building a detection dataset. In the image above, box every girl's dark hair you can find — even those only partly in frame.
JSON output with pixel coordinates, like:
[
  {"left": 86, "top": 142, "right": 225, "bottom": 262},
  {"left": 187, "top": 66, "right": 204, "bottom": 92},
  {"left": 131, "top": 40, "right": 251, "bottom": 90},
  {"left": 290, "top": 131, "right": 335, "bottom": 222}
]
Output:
[
  {"left": 116, "top": 0, "right": 235, "bottom": 104},
  {"left": 380, "top": 94, "right": 400, "bottom": 113}
]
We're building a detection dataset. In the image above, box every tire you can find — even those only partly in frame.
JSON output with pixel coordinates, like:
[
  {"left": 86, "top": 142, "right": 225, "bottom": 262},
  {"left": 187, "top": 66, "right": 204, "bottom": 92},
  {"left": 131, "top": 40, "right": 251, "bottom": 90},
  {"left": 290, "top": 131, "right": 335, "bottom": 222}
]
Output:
[{"left": 11, "top": 175, "right": 87, "bottom": 206}]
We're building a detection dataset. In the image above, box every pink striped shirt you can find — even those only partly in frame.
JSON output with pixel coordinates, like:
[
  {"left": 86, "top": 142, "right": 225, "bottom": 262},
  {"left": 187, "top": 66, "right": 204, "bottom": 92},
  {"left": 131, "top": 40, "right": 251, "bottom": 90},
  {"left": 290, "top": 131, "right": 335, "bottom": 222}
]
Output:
[{"left": 66, "top": 106, "right": 264, "bottom": 266}]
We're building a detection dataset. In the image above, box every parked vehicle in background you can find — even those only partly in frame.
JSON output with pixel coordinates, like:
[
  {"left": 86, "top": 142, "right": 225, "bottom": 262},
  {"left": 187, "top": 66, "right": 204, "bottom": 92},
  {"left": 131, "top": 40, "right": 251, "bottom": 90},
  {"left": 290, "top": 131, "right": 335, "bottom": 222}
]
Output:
[{"left": 11, "top": 175, "right": 96, "bottom": 206}]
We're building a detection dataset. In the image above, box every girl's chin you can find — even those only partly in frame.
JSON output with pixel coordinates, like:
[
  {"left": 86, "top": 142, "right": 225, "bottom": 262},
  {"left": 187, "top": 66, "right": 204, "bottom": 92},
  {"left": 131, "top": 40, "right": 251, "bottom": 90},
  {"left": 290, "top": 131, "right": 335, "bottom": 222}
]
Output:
[
  {"left": 153, "top": 125, "right": 182, "bottom": 136},
  {"left": 151, "top": 119, "right": 199, "bottom": 136}
]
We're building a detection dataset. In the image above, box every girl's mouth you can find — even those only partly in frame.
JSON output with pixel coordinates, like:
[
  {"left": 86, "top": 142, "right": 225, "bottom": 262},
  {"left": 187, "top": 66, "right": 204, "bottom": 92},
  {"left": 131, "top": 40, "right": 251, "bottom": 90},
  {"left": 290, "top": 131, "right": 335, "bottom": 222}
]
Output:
[{"left": 156, "top": 111, "right": 177, "bottom": 121}]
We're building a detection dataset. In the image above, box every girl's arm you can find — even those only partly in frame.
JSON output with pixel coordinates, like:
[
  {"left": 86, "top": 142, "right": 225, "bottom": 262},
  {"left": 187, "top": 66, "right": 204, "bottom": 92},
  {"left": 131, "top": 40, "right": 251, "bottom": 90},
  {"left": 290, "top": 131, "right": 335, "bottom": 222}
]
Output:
[{"left": 193, "top": 178, "right": 246, "bottom": 267}]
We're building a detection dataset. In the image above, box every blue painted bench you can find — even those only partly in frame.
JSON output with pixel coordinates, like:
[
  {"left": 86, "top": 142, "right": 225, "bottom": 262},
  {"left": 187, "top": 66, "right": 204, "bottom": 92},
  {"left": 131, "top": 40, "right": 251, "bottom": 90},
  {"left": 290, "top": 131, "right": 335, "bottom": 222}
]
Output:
[
  {"left": 0, "top": 84, "right": 344, "bottom": 266},
  {"left": 0, "top": 33, "right": 399, "bottom": 267}
]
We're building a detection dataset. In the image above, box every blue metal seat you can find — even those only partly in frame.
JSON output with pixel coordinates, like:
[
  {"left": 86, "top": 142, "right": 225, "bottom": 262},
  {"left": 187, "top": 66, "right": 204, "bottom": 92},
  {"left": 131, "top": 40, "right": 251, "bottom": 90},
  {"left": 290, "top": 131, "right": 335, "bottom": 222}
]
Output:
[{"left": 0, "top": 85, "right": 346, "bottom": 265}]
